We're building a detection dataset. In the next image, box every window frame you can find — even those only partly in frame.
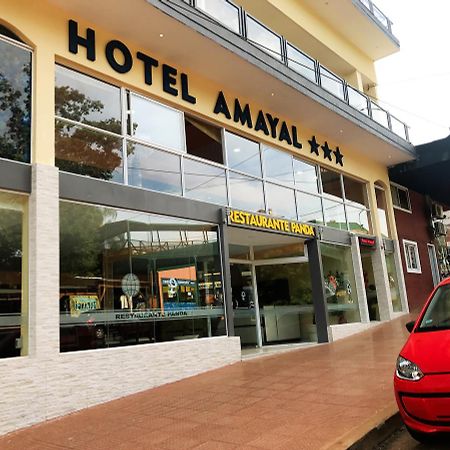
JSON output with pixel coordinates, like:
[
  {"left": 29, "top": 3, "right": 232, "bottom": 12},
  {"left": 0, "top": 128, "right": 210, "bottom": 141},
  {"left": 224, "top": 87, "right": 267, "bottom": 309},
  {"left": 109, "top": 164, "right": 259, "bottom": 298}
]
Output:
[
  {"left": 403, "top": 239, "right": 422, "bottom": 274},
  {"left": 391, "top": 183, "right": 412, "bottom": 213}
]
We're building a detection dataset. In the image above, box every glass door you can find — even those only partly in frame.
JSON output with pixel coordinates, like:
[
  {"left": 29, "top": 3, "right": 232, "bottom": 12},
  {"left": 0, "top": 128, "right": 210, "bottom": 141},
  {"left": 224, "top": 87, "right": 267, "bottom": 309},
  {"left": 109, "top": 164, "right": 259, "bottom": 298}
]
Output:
[
  {"left": 255, "top": 262, "right": 316, "bottom": 344},
  {"left": 230, "top": 263, "right": 261, "bottom": 347},
  {"left": 360, "top": 249, "right": 379, "bottom": 320}
]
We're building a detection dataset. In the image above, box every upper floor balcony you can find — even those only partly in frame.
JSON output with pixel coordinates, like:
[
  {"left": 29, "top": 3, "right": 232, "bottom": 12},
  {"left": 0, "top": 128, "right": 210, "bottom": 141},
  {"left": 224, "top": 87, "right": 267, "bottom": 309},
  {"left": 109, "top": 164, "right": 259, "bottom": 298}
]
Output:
[
  {"left": 183, "top": 0, "right": 408, "bottom": 142},
  {"left": 356, "top": 0, "right": 395, "bottom": 37}
]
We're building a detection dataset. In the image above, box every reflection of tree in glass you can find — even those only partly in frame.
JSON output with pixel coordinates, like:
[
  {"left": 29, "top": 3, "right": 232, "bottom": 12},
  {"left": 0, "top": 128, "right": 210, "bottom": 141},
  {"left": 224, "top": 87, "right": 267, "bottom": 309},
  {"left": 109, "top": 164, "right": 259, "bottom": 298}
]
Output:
[
  {"left": 55, "top": 86, "right": 123, "bottom": 181},
  {"left": 0, "top": 61, "right": 31, "bottom": 162},
  {"left": 0, "top": 210, "right": 22, "bottom": 272},
  {"left": 60, "top": 203, "right": 116, "bottom": 277}
]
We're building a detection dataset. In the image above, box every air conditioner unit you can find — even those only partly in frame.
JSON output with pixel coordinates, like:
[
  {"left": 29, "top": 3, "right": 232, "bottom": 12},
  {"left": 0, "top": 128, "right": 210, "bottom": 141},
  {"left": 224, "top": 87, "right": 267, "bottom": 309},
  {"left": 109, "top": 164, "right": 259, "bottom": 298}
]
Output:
[
  {"left": 434, "top": 221, "right": 447, "bottom": 236},
  {"left": 432, "top": 203, "right": 444, "bottom": 219}
]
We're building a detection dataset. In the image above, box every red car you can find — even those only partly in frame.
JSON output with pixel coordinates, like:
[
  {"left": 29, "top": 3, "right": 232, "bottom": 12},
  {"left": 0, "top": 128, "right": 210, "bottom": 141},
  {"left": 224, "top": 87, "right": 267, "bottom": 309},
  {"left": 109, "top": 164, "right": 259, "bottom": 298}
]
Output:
[{"left": 394, "top": 277, "right": 450, "bottom": 443}]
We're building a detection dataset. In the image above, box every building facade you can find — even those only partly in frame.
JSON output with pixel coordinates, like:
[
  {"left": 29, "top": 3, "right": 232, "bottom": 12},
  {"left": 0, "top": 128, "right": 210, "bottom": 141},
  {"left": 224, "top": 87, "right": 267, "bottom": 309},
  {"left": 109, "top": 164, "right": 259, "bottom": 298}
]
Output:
[
  {"left": 0, "top": 0, "right": 414, "bottom": 434},
  {"left": 389, "top": 135, "right": 450, "bottom": 312}
]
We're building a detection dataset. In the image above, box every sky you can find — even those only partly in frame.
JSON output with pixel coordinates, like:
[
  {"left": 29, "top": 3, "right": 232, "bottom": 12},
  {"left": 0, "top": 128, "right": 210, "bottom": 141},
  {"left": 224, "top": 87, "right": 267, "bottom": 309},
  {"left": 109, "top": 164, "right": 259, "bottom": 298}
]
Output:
[{"left": 371, "top": 0, "right": 450, "bottom": 145}]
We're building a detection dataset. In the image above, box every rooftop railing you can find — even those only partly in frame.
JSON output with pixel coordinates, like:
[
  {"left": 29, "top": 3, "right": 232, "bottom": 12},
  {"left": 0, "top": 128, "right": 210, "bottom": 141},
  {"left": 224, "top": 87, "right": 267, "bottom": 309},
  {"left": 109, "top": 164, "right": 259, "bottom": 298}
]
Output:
[
  {"left": 178, "top": 0, "right": 409, "bottom": 142},
  {"left": 357, "top": 0, "right": 394, "bottom": 35}
]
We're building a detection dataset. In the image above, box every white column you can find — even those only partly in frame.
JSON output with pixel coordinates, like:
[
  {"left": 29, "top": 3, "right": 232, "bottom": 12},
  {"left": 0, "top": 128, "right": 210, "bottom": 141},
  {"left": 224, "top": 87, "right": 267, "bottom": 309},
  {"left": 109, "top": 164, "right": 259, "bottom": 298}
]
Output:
[
  {"left": 28, "top": 164, "right": 60, "bottom": 356},
  {"left": 350, "top": 235, "right": 370, "bottom": 323},
  {"left": 393, "top": 239, "right": 409, "bottom": 313},
  {"left": 372, "top": 240, "right": 393, "bottom": 321}
]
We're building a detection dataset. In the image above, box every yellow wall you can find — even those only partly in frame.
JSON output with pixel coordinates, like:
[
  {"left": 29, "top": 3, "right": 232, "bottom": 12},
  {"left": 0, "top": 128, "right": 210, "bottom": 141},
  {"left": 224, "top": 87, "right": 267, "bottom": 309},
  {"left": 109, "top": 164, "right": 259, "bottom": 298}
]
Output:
[{"left": 0, "top": 0, "right": 397, "bottom": 238}]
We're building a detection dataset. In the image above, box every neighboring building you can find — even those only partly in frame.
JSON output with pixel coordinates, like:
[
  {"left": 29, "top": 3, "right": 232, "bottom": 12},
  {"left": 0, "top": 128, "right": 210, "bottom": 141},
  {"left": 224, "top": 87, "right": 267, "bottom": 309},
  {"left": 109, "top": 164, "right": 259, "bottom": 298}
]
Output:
[
  {"left": 0, "top": 0, "right": 414, "bottom": 433},
  {"left": 390, "top": 136, "right": 450, "bottom": 311}
]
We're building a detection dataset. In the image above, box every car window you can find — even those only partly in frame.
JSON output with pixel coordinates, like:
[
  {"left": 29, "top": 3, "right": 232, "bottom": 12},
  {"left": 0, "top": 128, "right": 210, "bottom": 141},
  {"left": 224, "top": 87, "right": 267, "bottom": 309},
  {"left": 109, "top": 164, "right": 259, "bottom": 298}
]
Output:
[{"left": 418, "top": 284, "right": 450, "bottom": 331}]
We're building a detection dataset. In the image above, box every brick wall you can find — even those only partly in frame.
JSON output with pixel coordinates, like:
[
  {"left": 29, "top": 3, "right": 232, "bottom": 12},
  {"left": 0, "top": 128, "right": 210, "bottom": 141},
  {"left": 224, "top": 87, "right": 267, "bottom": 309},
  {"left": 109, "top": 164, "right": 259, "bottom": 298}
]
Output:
[{"left": 394, "top": 190, "right": 434, "bottom": 312}]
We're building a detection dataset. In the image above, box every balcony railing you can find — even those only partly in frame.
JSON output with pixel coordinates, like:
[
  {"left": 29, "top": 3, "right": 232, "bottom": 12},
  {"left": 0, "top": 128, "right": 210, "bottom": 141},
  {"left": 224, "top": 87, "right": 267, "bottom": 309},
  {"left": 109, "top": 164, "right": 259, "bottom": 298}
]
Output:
[
  {"left": 178, "top": 0, "right": 409, "bottom": 142},
  {"left": 357, "top": 0, "right": 394, "bottom": 35}
]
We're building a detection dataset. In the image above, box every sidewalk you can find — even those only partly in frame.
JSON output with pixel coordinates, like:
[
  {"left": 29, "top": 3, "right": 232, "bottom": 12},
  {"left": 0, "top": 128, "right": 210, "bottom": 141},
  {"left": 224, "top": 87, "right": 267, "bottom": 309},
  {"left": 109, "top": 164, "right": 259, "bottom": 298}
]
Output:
[{"left": 0, "top": 316, "right": 411, "bottom": 450}]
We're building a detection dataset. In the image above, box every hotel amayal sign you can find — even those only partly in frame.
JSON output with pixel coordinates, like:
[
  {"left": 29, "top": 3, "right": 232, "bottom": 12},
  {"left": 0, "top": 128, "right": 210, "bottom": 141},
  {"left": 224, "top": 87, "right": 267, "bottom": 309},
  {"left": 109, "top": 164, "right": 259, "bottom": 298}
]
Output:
[{"left": 228, "top": 209, "right": 315, "bottom": 238}]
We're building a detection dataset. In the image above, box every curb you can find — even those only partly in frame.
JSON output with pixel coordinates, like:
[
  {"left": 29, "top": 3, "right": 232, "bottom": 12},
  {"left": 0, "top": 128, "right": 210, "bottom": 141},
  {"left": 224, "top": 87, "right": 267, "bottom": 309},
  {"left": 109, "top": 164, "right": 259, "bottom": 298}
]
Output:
[
  {"left": 347, "top": 413, "right": 403, "bottom": 449},
  {"left": 320, "top": 405, "right": 399, "bottom": 450}
]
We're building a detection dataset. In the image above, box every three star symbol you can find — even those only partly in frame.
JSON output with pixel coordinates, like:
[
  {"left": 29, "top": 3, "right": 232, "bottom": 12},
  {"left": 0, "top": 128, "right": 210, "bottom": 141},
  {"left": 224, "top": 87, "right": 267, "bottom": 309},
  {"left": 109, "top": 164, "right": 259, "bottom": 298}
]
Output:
[{"left": 308, "top": 135, "right": 344, "bottom": 166}]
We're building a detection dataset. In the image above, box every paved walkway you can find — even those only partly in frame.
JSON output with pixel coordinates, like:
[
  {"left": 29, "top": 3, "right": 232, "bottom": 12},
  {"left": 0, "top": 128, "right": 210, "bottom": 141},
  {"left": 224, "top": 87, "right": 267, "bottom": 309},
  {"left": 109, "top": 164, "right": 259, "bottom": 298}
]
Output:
[{"left": 0, "top": 316, "right": 412, "bottom": 450}]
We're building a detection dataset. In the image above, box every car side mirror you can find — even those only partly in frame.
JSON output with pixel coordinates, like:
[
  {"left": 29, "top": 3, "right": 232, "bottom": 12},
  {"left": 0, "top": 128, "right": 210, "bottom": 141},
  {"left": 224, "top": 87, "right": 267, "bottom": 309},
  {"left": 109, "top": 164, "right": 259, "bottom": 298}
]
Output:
[{"left": 405, "top": 321, "right": 415, "bottom": 333}]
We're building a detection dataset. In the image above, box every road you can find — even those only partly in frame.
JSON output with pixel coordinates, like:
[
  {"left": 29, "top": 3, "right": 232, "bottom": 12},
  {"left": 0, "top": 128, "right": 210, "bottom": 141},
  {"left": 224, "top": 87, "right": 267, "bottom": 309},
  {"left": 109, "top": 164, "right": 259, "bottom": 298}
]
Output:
[{"left": 376, "top": 426, "right": 449, "bottom": 450}]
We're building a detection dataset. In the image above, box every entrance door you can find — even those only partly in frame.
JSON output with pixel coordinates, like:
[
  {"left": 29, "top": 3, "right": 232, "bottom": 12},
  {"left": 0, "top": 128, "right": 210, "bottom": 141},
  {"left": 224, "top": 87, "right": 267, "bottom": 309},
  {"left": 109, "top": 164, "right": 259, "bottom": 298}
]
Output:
[
  {"left": 360, "top": 249, "right": 379, "bottom": 320},
  {"left": 255, "top": 262, "right": 315, "bottom": 345},
  {"left": 230, "top": 263, "right": 261, "bottom": 347}
]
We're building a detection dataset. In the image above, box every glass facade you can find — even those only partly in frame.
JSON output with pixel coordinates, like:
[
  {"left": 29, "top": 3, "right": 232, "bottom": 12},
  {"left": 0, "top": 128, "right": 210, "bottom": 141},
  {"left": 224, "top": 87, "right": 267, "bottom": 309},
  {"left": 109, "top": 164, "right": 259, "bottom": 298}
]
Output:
[
  {"left": 0, "top": 37, "right": 32, "bottom": 162},
  {"left": 60, "top": 201, "right": 225, "bottom": 352},
  {"left": 54, "top": 66, "right": 372, "bottom": 235},
  {"left": 0, "top": 192, "right": 27, "bottom": 358},
  {"left": 321, "top": 243, "right": 360, "bottom": 324}
]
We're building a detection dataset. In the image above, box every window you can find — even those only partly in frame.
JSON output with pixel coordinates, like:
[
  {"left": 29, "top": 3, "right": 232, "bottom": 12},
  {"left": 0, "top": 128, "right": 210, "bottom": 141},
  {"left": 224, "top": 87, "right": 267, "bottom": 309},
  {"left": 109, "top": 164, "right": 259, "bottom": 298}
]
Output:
[
  {"left": 265, "top": 183, "right": 296, "bottom": 219},
  {"left": 321, "top": 168, "right": 343, "bottom": 200},
  {"left": 59, "top": 202, "right": 225, "bottom": 352},
  {"left": 322, "top": 198, "right": 347, "bottom": 231},
  {"left": 343, "top": 176, "right": 371, "bottom": 235},
  {"left": 0, "top": 32, "right": 32, "bottom": 162},
  {"left": 375, "top": 185, "right": 390, "bottom": 237},
  {"left": 296, "top": 192, "right": 323, "bottom": 224},
  {"left": 127, "top": 143, "right": 181, "bottom": 195},
  {"left": 403, "top": 240, "right": 421, "bottom": 274},
  {"left": 262, "top": 145, "right": 294, "bottom": 187},
  {"left": 246, "top": 15, "right": 282, "bottom": 60},
  {"left": 129, "top": 93, "right": 185, "bottom": 152},
  {"left": 345, "top": 205, "right": 370, "bottom": 235},
  {"left": 391, "top": 184, "right": 411, "bottom": 212},
  {"left": 183, "top": 158, "right": 227, "bottom": 205},
  {"left": 321, "top": 243, "right": 360, "bottom": 324},
  {"left": 294, "top": 159, "right": 319, "bottom": 194},
  {"left": 185, "top": 116, "right": 223, "bottom": 164},
  {"left": 0, "top": 192, "right": 27, "bottom": 358},
  {"left": 343, "top": 176, "right": 367, "bottom": 207},
  {"left": 224, "top": 131, "right": 261, "bottom": 177},
  {"left": 55, "top": 66, "right": 123, "bottom": 181},
  {"left": 385, "top": 252, "right": 402, "bottom": 312},
  {"left": 228, "top": 172, "right": 264, "bottom": 212}
]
